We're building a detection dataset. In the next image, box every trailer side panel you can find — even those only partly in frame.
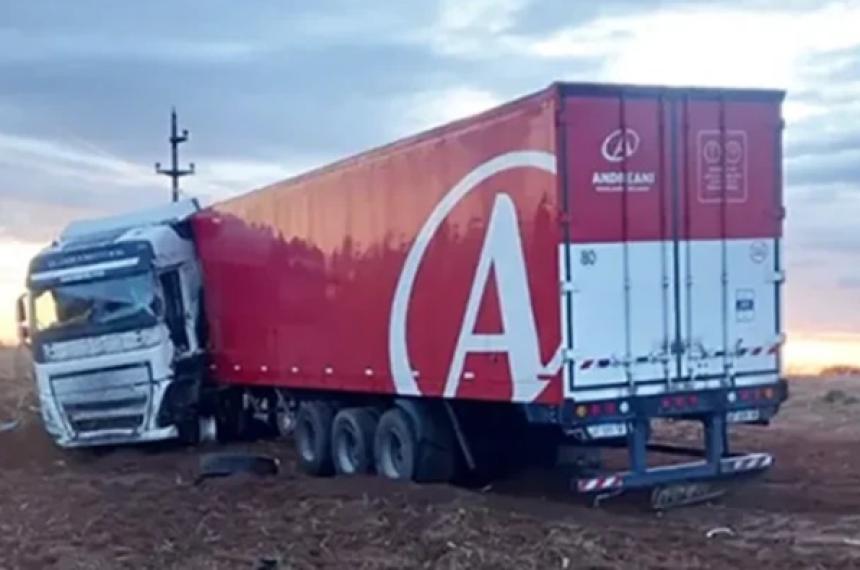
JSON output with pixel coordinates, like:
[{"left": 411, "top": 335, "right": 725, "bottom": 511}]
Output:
[{"left": 193, "top": 90, "right": 564, "bottom": 404}]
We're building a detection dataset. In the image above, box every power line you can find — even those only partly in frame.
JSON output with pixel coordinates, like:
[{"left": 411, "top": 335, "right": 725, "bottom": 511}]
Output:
[{"left": 155, "top": 107, "right": 195, "bottom": 202}]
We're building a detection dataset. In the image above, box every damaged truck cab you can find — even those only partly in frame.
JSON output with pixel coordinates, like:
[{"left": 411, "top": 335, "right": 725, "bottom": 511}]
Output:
[{"left": 21, "top": 200, "right": 206, "bottom": 447}]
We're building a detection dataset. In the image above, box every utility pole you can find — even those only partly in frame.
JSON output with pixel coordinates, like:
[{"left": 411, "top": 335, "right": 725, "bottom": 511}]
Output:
[{"left": 155, "top": 107, "right": 195, "bottom": 202}]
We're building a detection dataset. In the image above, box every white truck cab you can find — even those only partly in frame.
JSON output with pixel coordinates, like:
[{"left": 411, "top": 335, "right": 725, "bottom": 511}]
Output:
[{"left": 20, "top": 200, "right": 206, "bottom": 447}]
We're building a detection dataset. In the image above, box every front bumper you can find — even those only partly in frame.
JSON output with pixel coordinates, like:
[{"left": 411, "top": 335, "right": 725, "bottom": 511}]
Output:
[
  {"left": 56, "top": 424, "right": 179, "bottom": 448},
  {"left": 35, "top": 343, "right": 179, "bottom": 448}
]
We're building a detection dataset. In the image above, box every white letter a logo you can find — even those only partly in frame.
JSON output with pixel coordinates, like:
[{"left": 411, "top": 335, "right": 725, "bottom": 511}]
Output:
[{"left": 444, "top": 194, "right": 548, "bottom": 402}]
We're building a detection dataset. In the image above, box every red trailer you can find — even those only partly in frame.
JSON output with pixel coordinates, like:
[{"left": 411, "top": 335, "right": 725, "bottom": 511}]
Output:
[{"left": 192, "top": 82, "right": 787, "bottom": 502}]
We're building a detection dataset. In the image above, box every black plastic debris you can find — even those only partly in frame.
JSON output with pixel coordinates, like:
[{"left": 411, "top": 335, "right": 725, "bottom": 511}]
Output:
[
  {"left": 195, "top": 452, "right": 279, "bottom": 484},
  {"left": 255, "top": 557, "right": 279, "bottom": 570}
]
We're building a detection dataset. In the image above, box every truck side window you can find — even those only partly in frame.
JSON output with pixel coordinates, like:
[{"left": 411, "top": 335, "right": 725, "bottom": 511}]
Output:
[{"left": 159, "top": 270, "right": 189, "bottom": 352}]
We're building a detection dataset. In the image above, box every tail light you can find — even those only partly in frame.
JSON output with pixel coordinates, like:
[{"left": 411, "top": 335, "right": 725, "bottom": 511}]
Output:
[
  {"left": 575, "top": 400, "right": 626, "bottom": 419},
  {"left": 727, "top": 386, "right": 779, "bottom": 405},
  {"left": 735, "top": 387, "right": 778, "bottom": 403},
  {"left": 660, "top": 393, "right": 704, "bottom": 412}
]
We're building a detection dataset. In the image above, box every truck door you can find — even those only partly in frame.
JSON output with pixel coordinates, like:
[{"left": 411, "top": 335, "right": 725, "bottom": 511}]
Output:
[
  {"left": 561, "top": 93, "right": 676, "bottom": 399},
  {"left": 677, "top": 97, "right": 783, "bottom": 386},
  {"left": 559, "top": 88, "right": 783, "bottom": 400}
]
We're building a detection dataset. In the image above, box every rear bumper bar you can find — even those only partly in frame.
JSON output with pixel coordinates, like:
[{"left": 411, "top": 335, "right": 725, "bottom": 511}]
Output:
[
  {"left": 576, "top": 451, "right": 773, "bottom": 493},
  {"left": 565, "top": 383, "right": 785, "bottom": 496}
]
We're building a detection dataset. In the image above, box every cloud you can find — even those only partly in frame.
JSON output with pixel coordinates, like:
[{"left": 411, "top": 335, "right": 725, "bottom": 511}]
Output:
[
  {"left": 398, "top": 87, "right": 503, "bottom": 133},
  {"left": 527, "top": 3, "right": 860, "bottom": 86},
  {"left": 0, "top": 0, "right": 860, "bottom": 349},
  {"left": 189, "top": 155, "right": 332, "bottom": 205},
  {"left": 0, "top": 131, "right": 154, "bottom": 191},
  {"left": 0, "top": 29, "right": 261, "bottom": 64},
  {"left": 839, "top": 276, "right": 860, "bottom": 290},
  {"left": 0, "top": 129, "right": 332, "bottom": 241}
]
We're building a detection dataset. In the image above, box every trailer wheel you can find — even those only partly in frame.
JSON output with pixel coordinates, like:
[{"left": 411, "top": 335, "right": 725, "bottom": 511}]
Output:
[
  {"left": 394, "top": 400, "right": 456, "bottom": 483},
  {"left": 331, "top": 407, "right": 378, "bottom": 475},
  {"left": 294, "top": 401, "right": 335, "bottom": 476},
  {"left": 273, "top": 391, "right": 296, "bottom": 438},
  {"left": 374, "top": 408, "right": 417, "bottom": 480}
]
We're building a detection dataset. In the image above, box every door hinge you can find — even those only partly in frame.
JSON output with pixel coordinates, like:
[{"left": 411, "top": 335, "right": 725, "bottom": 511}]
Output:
[{"left": 563, "top": 348, "right": 577, "bottom": 363}]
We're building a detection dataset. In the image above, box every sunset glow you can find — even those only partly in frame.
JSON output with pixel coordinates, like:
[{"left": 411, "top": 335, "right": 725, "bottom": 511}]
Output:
[
  {"left": 0, "top": 240, "right": 42, "bottom": 344},
  {"left": 0, "top": 2, "right": 858, "bottom": 378}
]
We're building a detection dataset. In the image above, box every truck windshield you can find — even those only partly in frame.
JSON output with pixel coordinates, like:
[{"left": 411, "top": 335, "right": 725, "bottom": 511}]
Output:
[{"left": 33, "top": 273, "right": 162, "bottom": 333}]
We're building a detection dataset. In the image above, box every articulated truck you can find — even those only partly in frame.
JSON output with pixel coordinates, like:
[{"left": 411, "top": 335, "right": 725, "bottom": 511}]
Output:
[{"left": 19, "top": 83, "right": 787, "bottom": 502}]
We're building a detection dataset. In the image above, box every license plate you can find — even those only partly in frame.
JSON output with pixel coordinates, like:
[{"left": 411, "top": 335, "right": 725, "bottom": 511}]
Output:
[
  {"left": 586, "top": 422, "right": 628, "bottom": 439},
  {"left": 727, "top": 409, "right": 760, "bottom": 423}
]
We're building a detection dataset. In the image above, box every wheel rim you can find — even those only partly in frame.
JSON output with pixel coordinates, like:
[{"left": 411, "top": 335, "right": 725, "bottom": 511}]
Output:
[
  {"left": 297, "top": 418, "right": 316, "bottom": 462},
  {"left": 335, "top": 425, "right": 359, "bottom": 474},
  {"left": 276, "top": 410, "right": 295, "bottom": 437},
  {"left": 382, "top": 430, "right": 407, "bottom": 478}
]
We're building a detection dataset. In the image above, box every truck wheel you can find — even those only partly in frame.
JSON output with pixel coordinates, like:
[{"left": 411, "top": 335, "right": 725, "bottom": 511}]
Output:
[
  {"left": 374, "top": 408, "right": 417, "bottom": 480},
  {"left": 215, "top": 389, "right": 252, "bottom": 443},
  {"left": 394, "top": 400, "right": 456, "bottom": 483},
  {"left": 177, "top": 413, "right": 201, "bottom": 445},
  {"left": 294, "top": 401, "right": 335, "bottom": 476},
  {"left": 331, "top": 408, "right": 378, "bottom": 475},
  {"left": 273, "top": 390, "right": 296, "bottom": 438}
]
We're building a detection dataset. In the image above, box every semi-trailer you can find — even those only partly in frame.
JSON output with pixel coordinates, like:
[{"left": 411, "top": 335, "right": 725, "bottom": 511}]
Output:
[{"left": 20, "top": 82, "right": 787, "bottom": 502}]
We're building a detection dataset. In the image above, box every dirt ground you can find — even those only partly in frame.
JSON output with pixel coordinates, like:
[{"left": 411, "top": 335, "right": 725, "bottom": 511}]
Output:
[{"left": 2, "top": 347, "right": 860, "bottom": 569}]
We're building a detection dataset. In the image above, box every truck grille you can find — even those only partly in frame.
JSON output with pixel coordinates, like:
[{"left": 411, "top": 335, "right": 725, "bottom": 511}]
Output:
[
  {"left": 70, "top": 415, "right": 145, "bottom": 433},
  {"left": 49, "top": 364, "right": 151, "bottom": 436}
]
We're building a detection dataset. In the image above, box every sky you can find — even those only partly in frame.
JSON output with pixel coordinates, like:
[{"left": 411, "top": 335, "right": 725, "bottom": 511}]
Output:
[{"left": 0, "top": 0, "right": 858, "bottom": 372}]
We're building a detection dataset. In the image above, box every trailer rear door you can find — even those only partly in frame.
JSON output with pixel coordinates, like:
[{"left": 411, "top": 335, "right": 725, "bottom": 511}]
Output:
[
  {"left": 677, "top": 97, "right": 784, "bottom": 388},
  {"left": 558, "top": 86, "right": 784, "bottom": 401}
]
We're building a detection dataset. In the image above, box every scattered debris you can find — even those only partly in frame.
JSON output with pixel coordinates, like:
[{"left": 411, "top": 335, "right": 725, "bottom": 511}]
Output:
[
  {"left": 706, "top": 527, "right": 736, "bottom": 539},
  {"left": 196, "top": 453, "right": 279, "bottom": 484},
  {"left": 0, "top": 418, "right": 20, "bottom": 433},
  {"left": 823, "top": 389, "right": 859, "bottom": 406},
  {"left": 255, "top": 557, "right": 279, "bottom": 570}
]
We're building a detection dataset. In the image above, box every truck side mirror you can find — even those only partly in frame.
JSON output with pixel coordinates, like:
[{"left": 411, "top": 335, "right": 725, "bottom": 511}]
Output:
[{"left": 15, "top": 294, "right": 30, "bottom": 346}]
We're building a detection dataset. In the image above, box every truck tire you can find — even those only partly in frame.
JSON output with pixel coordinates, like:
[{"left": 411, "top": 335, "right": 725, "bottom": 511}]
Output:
[
  {"left": 215, "top": 389, "right": 253, "bottom": 443},
  {"left": 294, "top": 401, "right": 335, "bottom": 476},
  {"left": 273, "top": 390, "right": 296, "bottom": 438},
  {"left": 394, "top": 400, "right": 456, "bottom": 483},
  {"left": 331, "top": 407, "right": 378, "bottom": 475},
  {"left": 374, "top": 408, "right": 417, "bottom": 480},
  {"left": 177, "top": 413, "right": 201, "bottom": 445}
]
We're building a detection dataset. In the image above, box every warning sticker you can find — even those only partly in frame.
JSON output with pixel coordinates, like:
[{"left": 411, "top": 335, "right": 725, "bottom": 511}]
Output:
[
  {"left": 697, "top": 130, "right": 748, "bottom": 203},
  {"left": 735, "top": 289, "right": 756, "bottom": 323}
]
